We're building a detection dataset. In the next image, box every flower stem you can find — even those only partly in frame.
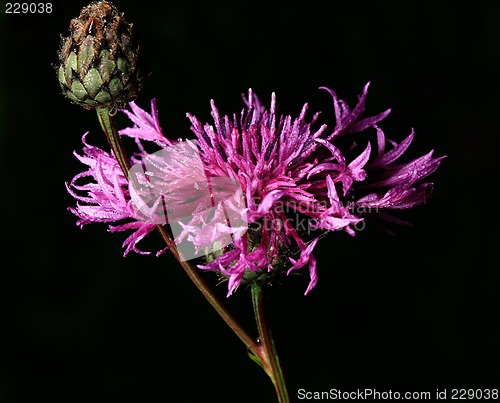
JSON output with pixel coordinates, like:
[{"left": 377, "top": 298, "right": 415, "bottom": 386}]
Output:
[
  {"left": 251, "top": 283, "right": 290, "bottom": 403},
  {"left": 95, "top": 106, "right": 257, "bottom": 353}
]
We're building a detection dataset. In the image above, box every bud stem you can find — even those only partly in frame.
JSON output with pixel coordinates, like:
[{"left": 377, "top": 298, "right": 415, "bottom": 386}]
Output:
[
  {"left": 95, "top": 105, "right": 260, "bottom": 359},
  {"left": 96, "top": 107, "right": 131, "bottom": 174}
]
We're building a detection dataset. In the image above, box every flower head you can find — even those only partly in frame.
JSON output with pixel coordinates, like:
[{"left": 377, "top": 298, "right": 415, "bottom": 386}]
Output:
[
  {"left": 67, "top": 84, "right": 444, "bottom": 296},
  {"left": 185, "top": 83, "right": 444, "bottom": 295}
]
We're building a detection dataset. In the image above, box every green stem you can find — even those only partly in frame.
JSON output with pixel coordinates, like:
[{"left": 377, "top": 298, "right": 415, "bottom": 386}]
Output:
[
  {"left": 95, "top": 106, "right": 258, "bottom": 354},
  {"left": 96, "top": 107, "right": 131, "bottom": 173},
  {"left": 251, "top": 283, "right": 290, "bottom": 403}
]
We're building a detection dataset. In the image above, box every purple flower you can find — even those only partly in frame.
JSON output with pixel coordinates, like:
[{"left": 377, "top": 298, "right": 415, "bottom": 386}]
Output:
[
  {"left": 66, "top": 84, "right": 444, "bottom": 296},
  {"left": 66, "top": 108, "right": 162, "bottom": 256},
  {"left": 187, "top": 83, "right": 444, "bottom": 295}
]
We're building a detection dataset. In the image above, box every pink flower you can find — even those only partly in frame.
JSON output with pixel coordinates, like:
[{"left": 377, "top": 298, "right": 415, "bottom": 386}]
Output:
[
  {"left": 66, "top": 120, "right": 159, "bottom": 256},
  {"left": 187, "top": 84, "right": 444, "bottom": 295},
  {"left": 67, "top": 84, "right": 444, "bottom": 296}
]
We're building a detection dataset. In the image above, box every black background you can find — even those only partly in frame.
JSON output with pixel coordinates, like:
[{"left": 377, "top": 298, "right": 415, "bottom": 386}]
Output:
[{"left": 1, "top": 0, "right": 499, "bottom": 402}]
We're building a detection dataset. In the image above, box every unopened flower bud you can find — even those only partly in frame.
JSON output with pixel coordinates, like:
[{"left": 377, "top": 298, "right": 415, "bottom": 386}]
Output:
[{"left": 57, "top": 1, "right": 141, "bottom": 110}]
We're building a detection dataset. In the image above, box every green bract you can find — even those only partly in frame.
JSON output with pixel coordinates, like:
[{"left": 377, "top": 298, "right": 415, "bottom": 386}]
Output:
[{"left": 57, "top": 1, "right": 141, "bottom": 110}]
